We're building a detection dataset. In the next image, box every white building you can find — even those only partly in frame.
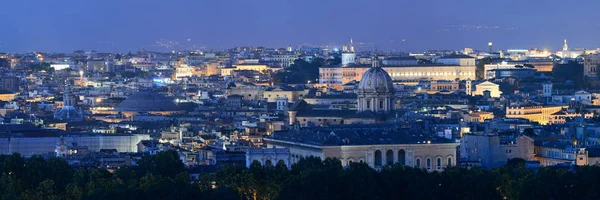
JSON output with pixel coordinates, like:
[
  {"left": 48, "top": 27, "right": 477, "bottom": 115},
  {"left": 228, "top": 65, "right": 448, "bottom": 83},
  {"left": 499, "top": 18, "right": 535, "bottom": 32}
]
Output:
[
  {"left": 472, "top": 81, "right": 502, "bottom": 97},
  {"left": 0, "top": 134, "right": 150, "bottom": 157},
  {"left": 246, "top": 148, "right": 291, "bottom": 168}
]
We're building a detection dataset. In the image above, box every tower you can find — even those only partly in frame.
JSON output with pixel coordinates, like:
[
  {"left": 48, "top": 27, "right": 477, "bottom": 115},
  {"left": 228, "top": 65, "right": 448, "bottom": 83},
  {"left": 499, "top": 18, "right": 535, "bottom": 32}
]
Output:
[
  {"left": 63, "top": 82, "right": 73, "bottom": 107},
  {"left": 287, "top": 45, "right": 293, "bottom": 52},
  {"left": 341, "top": 39, "right": 356, "bottom": 65},
  {"left": 563, "top": 39, "right": 569, "bottom": 51},
  {"left": 542, "top": 82, "right": 552, "bottom": 97},
  {"left": 488, "top": 42, "right": 493, "bottom": 53},
  {"left": 466, "top": 78, "right": 472, "bottom": 96}
]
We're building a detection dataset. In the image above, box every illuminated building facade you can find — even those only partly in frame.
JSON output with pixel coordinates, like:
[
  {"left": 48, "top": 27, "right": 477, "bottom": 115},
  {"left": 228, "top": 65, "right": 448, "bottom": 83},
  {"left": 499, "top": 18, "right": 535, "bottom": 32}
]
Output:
[
  {"left": 471, "top": 81, "right": 502, "bottom": 97},
  {"left": 506, "top": 105, "right": 569, "bottom": 125},
  {"left": 265, "top": 125, "right": 458, "bottom": 171},
  {"left": 584, "top": 54, "right": 600, "bottom": 78},
  {"left": 263, "top": 54, "right": 298, "bottom": 68},
  {"left": 320, "top": 65, "right": 476, "bottom": 85}
]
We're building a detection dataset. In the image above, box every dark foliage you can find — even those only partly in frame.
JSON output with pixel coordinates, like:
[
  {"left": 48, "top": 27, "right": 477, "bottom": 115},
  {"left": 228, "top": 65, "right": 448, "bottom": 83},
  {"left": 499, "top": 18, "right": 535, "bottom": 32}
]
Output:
[
  {"left": 2, "top": 153, "right": 600, "bottom": 200},
  {"left": 272, "top": 58, "right": 324, "bottom": 84}
]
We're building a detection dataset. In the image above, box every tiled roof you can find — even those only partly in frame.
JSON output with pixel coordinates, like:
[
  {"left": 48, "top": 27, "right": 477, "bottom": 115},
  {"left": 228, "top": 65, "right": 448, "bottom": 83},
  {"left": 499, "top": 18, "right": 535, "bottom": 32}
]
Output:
[{"left": 269, "top": 124, "right": 454, "bottom": 146}]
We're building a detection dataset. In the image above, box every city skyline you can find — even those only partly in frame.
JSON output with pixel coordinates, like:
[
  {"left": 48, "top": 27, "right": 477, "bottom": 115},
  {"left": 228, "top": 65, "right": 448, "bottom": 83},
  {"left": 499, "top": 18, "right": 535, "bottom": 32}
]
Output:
[{"left": 2, "top": 0, "right": 600, "bottom": 52}]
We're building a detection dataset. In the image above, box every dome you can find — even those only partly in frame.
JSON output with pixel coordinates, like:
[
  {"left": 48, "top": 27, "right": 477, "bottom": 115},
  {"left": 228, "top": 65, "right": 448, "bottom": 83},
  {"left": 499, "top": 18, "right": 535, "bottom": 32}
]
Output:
[
  {"left": 116, "top": 91, "right": 180, "bottom": 112},
  {"left": 358, "top": 67, "right": 394, "bottom": 92}
]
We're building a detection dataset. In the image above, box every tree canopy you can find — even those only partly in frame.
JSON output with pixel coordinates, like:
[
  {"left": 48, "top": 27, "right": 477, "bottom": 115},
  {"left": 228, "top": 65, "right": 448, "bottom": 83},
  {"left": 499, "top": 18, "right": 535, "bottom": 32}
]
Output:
[
  {"left": 272, "top": 58, "right": 324, "bottom": 84},
  {"left": 2, "top": 152, "right": 600, "bottom": 200}
]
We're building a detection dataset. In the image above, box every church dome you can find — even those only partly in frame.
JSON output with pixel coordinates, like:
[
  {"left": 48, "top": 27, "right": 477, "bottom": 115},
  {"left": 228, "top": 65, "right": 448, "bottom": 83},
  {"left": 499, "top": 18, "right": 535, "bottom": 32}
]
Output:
[
  {"left": 116, "top": 91, "right": 180, "bottom": 112},
  {"left": 358, "top": 67, "right": 394, "bottom": 92}
]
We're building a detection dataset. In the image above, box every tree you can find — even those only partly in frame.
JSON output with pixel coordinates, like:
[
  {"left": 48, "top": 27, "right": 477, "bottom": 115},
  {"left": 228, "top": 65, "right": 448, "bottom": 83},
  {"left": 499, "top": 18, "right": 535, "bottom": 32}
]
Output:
[
  {"left": 272, "top": 58, "right": 324, "bottom": 84},
  {"left": 476, "top": 57, "right": 492, "bottom": 80}
]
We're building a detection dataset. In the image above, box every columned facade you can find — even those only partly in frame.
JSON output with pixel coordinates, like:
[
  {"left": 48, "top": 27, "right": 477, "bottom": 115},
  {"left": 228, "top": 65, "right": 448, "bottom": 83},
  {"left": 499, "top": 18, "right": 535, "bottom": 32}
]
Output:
[
  {"left": 246, "top": 148, "right": 291, "bottom": 168},
  {"left": 264, "top": 138, "right": 459, "bottom": 172}
]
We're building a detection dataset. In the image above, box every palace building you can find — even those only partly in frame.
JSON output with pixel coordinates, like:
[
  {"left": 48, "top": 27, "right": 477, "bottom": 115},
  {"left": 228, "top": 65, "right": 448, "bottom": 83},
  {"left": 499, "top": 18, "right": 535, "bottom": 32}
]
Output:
[{"left": 265, "top": 124, "right": 458, "bottom": 171}]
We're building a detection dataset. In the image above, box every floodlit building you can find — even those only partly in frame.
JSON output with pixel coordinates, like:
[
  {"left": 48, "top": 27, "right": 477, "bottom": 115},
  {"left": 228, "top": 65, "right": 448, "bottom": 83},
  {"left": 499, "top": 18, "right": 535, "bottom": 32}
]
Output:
[
  {"left": 506, "top": 105, "right": 569, "bottom": 125},
  {"left": 265, "top": 125, "right": 458, "bottom": 171},
  {"left": 471, "top": 81, "right": 502, "bottom": 97}
]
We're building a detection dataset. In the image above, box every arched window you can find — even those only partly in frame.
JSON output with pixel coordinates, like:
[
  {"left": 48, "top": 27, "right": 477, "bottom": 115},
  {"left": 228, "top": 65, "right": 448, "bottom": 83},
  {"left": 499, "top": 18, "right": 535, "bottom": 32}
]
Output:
[
  {"left": 416, "top": 159, "right": 421, "bottom": 168},
  {"left": 379, "top": 100, "right": 384, "bottom": 109},
  {"left": 265, "top": 160, "right": 272, "bottom": 166},
  {"left": 426, "top": 158, "right": 431, "bottom": 169},
  {"left": 447, "top": 157, "right": 452, "bottom": 166},
  {"left": 386, "top": 150, "right": 394, "bottom": 165},
  {"left": 398, "top": 149, "right": 406, "bottom": 165},
  {"left": 437, "top": 158, "right": 442, "bottom": 169},
  {"left": 252, "top": 160, "right": 261, "bottom": 166},
  {"left": 374, "top": 150, "right": 382, "bottom": 167}
]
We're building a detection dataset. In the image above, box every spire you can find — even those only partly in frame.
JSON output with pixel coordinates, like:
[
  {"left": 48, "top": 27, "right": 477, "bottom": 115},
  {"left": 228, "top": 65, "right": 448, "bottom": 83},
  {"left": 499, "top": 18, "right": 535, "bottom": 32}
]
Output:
[
  {"left": 63, "top": 80, "right": 72, "bottom": 107},
  {"left": 350, "top": 38, "right": 355, "bottom": 53},
  {"left": 563, "top": 39, "right": 569, "bottom": 51}
]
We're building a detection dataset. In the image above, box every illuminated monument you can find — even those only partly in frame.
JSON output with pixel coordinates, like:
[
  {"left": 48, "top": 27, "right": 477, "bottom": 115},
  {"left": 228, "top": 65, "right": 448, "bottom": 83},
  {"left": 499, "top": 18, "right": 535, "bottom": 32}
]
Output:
[
  {"left": 357, "top": 57, "right": 395, "bottom": 113},
  {"left": 341, "top": 39, "right": 356, "bottom": 65}
]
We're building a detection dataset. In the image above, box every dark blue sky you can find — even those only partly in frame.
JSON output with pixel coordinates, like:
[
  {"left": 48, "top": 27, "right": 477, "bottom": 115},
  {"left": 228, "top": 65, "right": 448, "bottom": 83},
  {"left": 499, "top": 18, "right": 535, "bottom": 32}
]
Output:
[{"left": 1, "top": 0, "right": 599, "bottom": 53}]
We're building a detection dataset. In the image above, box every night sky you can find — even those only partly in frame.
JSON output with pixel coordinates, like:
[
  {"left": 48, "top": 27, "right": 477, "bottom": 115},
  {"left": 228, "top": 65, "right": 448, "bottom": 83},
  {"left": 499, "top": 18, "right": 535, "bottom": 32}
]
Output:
[{"left": 1, "top": 0, "right": 599, "bottom": 53}]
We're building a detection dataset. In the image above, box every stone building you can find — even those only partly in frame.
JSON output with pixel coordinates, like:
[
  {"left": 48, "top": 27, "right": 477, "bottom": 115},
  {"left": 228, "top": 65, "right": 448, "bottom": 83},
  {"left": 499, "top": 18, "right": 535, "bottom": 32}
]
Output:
[
  {"left": 245, "top": 148, "right": 291, "bottom": 168},
  {"left": 265, "top": 125, "right": 458, "bottom": 171},
  {"left": 288, "top": 61, "right": 404, "bottom": 127}
]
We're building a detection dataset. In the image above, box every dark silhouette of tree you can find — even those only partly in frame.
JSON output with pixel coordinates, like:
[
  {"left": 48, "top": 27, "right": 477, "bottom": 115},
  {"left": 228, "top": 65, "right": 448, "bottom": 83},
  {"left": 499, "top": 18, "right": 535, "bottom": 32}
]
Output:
[
  {"left": 272, "top": 58, "right": 324, "bottom": 84},
  {"left": 476, "top": 57, "right": 492, "bottom": 80},
  {"left": 4, "top": 152, "right": 600, "bottom": 199}
]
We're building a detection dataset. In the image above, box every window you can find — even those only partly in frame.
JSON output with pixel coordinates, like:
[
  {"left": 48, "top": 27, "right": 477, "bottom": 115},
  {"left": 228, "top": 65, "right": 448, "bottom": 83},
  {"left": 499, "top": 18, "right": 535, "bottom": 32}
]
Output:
[
  {"left": 386, "top": 150, "right": 394, "bottom": 165},
  {"left": 366, "top": 101, "right": 370, "bottom": 109},
  {"left": 416, "top": 159, "right": 421, "bottom": 168},
  {"left": 398, "top": 150, "right": 406, "bottom": 165},
  {"left": 426, "top": 158, "right": 431, "bottom": 169},
  {"left": 447, "top": 158, "right": 452, "bottom": 166},
  {"left": 374, "top": 150, "right": 382, "bottom": 167},
  {"left": 379, "top": 100, "right": 384, "bottom": 109},
  {"left": 437, "top": 158, "right": 442, "bottom": 169}
]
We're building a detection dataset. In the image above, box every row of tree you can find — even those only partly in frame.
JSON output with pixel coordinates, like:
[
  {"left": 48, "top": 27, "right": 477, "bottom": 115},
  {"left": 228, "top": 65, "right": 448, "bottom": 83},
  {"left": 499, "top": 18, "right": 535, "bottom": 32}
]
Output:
[{"left": 2, "top": 151, "right": 600, "bottom": 200}]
